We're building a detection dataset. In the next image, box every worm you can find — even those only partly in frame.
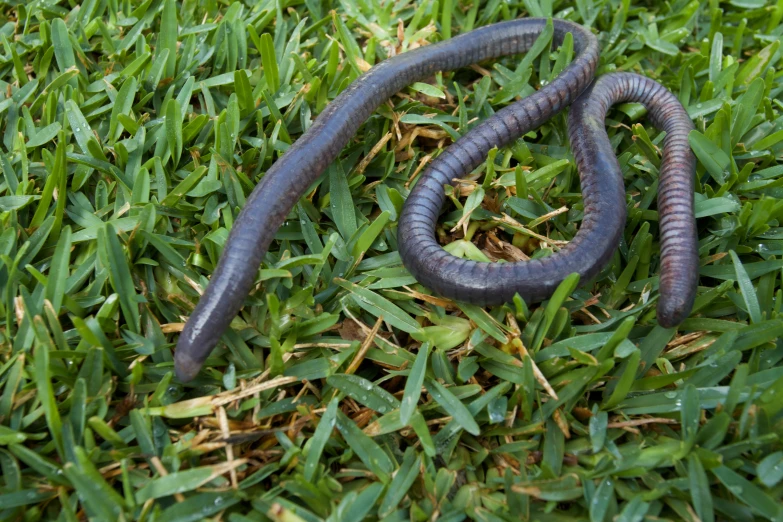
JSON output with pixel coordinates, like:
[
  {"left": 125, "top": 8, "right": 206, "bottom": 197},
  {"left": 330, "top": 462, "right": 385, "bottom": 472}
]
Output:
[
  {"left": 174, "top": 18, "right": 604, "bottom": 383},
  {"left": 398, "top": 71, "right": 698, "bottom": 328},
  {"left": 574, "top": 73, "right": 698, "bottom": 326}
]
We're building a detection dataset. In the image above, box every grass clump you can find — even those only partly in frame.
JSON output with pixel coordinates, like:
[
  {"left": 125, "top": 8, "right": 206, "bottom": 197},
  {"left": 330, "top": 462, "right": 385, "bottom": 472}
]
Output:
[{"left": 2, "top": 0, "right": 783, "bottom": 521}]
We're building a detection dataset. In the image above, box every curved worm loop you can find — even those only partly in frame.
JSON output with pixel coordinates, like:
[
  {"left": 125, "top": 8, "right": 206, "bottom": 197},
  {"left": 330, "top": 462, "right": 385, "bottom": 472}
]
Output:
[
  {"left": 570, "top": 73, "right": 698, "bottom": 326},
  {"left": 399, "top": 72, "right": 697, "bottom": 327},
  {"left": 174, "top": 19, "right": 599, "bottom": 382}
]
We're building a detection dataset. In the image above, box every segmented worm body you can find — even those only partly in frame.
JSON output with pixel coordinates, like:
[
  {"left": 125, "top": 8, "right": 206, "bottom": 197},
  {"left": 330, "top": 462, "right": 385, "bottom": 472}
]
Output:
[
  {"left": 569, "top": 73, "right": 698, "bottom": 327},
  {"left": 398, "top": 72, "right": 698, "bottom": 328},
  {"left": 174, "top": 19, "right": 697, "bottom": 383}
]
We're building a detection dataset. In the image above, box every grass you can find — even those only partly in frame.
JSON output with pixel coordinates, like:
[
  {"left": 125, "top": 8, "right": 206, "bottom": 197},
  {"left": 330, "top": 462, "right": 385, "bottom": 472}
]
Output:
[{"left": 1, "top": 0, "right": 783, "bottom": 520}]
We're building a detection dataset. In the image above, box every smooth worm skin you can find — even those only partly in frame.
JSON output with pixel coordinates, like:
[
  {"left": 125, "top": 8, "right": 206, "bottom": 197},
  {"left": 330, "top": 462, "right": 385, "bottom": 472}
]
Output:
[
  {"left": 173, "top": 19, "right": 600, "bottom": 382},
  {"left": 399, "top": 72, "right": 697, "bottom": 327}
]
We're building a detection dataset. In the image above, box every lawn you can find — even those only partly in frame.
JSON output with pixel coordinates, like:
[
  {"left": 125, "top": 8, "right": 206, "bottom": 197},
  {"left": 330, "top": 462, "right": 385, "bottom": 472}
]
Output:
[{"left": 1, "top": 0, "right": 783, "bottom": 520}]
